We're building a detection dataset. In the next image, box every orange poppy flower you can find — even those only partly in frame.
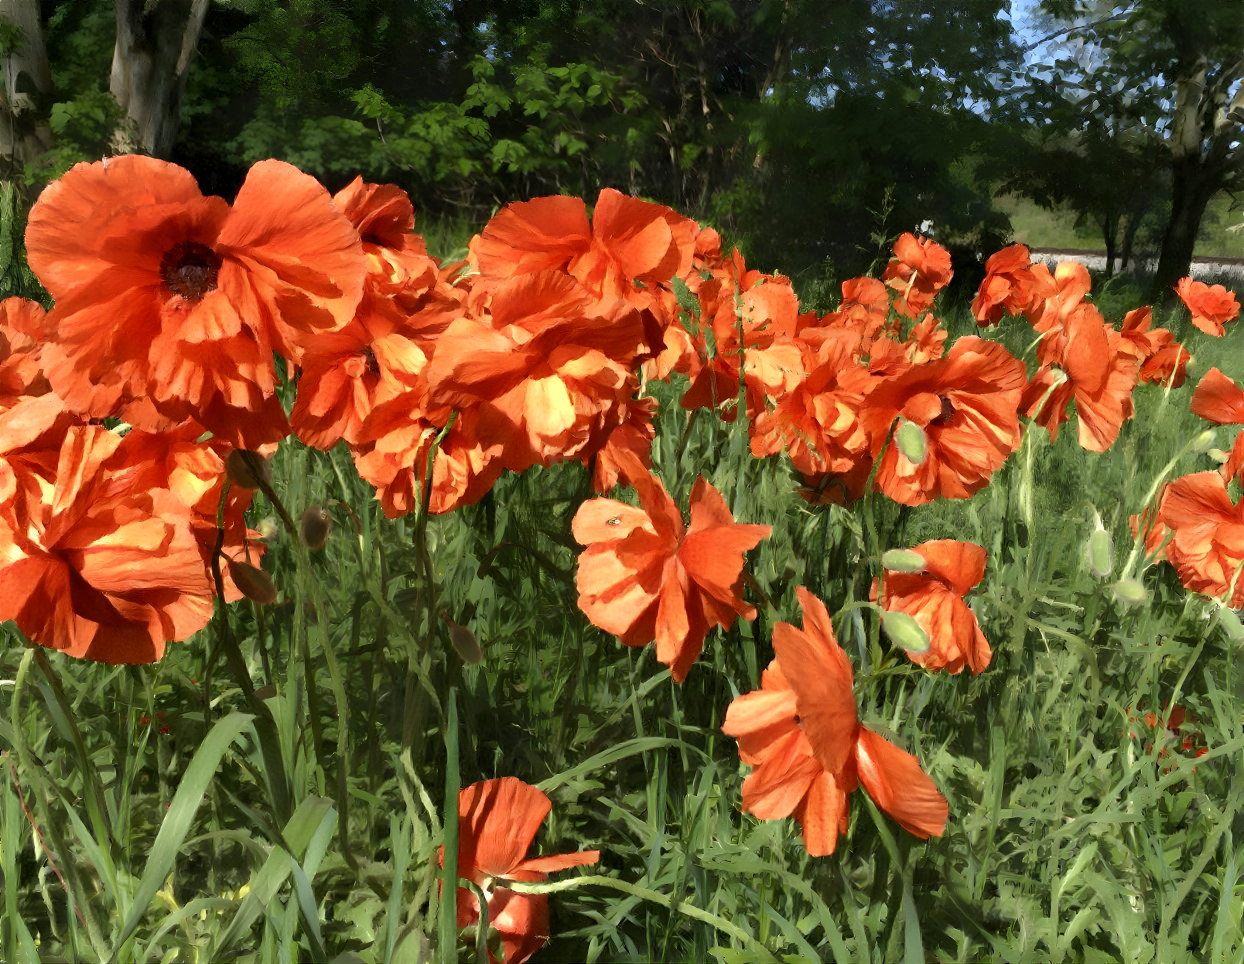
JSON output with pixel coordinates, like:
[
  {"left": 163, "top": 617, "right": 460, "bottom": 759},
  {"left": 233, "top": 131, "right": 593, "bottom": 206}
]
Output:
[
  {"left": 572, "top": 450, "right": 770, "bottom": 682},
  {"left": 426, "top": 271, "right": 648, "bottom": 472},
  {"left": 873, "top": 540, "right": 991, "bottom": 675},
  {"left": 1118, "top": 307, "right": 1191, "bottom": 388},
  {"left": 0, "top": 420, "right": 215, "bottom": 663},
  {"left": 859, "top": 336, "right": 1027, "bottom": 505},
  {"left": 971, "top": 244, "right": 1036, "bottom": 326},
  {"left": 1190, "top": 367, "right": 1244, "bottom": 425},
  {"left": 0, "top": 298, "right": 52, "bottom": 405},
  {"left": 25, "top": 156, "right": 365, "bottom": 448},
  {"left": 1158, "top": 471, "right": 1244, "bottom": 607},
  {"left": 721, "top": 587, "right": 948, "bottom": 856},
  {"left": 882, "top": 233, "right": 953, "bottom": 318},
  {"left": 1021, "top": 306, "right": 1139, "bottom": 452},
  {"left": 1175, "top": 277, "right": 1240, "bottom": 337},
  {"left": 748, "top": 333, "right": 872, "bottom": 477},
  {"left": 440, "top": 777, "right": 599, "bottom": 964}
]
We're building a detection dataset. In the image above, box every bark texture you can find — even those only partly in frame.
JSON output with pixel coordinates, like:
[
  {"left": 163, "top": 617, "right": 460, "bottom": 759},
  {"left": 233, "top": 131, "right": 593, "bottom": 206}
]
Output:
[{"left": 110, "top": 0, "right": 210, "bottom": 158}]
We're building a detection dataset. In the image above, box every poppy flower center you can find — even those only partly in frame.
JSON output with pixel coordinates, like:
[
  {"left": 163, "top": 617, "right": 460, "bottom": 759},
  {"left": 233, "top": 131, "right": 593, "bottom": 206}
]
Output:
[
  {"left": 930, "top": 395, "right": 956, "bottom": 427},
  {"left": 160, "top": 241, "right": 221, "bottom": 300}
]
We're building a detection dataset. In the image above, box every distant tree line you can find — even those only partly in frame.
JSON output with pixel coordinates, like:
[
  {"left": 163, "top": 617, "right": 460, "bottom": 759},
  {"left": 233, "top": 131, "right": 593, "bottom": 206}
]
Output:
[{"left": 1, "top": 0, "right": 1241, "bottom": 296}]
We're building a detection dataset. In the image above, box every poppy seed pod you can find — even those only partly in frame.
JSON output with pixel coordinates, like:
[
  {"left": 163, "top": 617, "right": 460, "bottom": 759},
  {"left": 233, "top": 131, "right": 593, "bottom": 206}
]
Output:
[
  {"left": 881, "top": 549, "right": 927, "bottom": 574},
  {"left": 225, "top": 449, "right": 271, "bottom": 489},
  {"left": 881, "top": 609, "right": 930, "bottom": 653},
  {"left": 299, "top": 505, "right": 332, "bottom": 550},
  {"left": 894, "top": 419, "right": 927, "bottom": 466},
  {"left": 227, "top": 558, "right": 278, "bottom": 605}
]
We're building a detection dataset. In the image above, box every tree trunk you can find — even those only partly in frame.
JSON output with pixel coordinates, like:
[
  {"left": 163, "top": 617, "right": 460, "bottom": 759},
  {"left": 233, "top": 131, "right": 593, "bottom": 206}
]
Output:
[
  {"left": 110, "top": 0, "right": 209, "bottom": 158},
  {"left": 0, "top": 0, "right": 53, "bottom": 170},
  {"left": 1150, "top": 157, "right": 1216, "bottom": 303}
]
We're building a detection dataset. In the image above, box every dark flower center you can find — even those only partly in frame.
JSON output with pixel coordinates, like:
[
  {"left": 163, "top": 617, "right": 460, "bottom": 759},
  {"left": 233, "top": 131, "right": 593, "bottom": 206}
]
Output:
[
  {"left": 930, "top": 395, "right": 956, "bottom": 427},
  {"left": 160, "top": 241, "right": 221, "bottom": 300}
]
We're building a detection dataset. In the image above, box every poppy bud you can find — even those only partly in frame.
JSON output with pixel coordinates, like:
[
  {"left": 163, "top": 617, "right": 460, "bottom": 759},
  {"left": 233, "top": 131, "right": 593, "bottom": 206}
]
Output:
[
  {"left": 299, "top": 505, "right": 332, "bottom": 551},
  {"left": 1191, "top": 428, "right": 1217, "bottom": 454},
  {"left": 1112, "top": 578, "right": 1148, "bottom": 606},
  {"left": 225, "top": 449, "right": 271, "bottom": 489},
  {"left": 441, "top": 611, "right": 484, "bottom": 664},
  {"left": 1086, "top": 527, "right": 1114, "bottom": 578},
  {"left": 894, "top": 420, "right": 927, "bottom": 466},
  {"left": 881, "top": 548, "right": 926, "bottom": 573},
  {"left": 881, "top": 610, "right": 930, "bottom": 653},
  {"left": 227, "top": 558, "right": 278, "bottom": 605},
  {"left": 255, "top": 516, "right": 280, "bottom": 544},
  {"left": 1216, "top": 604, "right": 1244, "bottom": 645},
  {"left": 1207, "top": 447, "right": 1229, "bottom": 465}
]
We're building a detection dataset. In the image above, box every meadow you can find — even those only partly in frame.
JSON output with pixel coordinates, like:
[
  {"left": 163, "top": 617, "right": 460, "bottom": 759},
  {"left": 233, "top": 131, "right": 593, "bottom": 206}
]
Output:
[{"left": 1, "top": 159, "right": 1243, "bottom": 964}]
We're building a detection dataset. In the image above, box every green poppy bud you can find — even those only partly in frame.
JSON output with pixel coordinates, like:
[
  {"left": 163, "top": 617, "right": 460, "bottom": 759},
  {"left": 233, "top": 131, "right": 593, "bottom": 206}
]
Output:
[
  {"left": 881, "top": 549, "right": 927, "bottom": 573},
  {"left": 1192, "top": 428, "right": 1217, "bottom": 454},
  {"left": 895, "top": 420, "right": 927, "bottom": 466},
  {"left": 1216, "top": 605, "right": 1244, "bottom": 645},
  {"left": 1112, "top": 578, "right": 1148, "bottom": 606},
  {"left": 881, "top": 610, "right": 930, "bottom": 653},
  {"left": 1086, "top": 527, "right": 1114, "bottom": 578}
]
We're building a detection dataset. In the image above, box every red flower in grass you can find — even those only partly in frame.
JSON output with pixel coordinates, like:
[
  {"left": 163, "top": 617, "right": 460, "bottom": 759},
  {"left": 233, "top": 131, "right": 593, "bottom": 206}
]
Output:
[
  {"left": 859, "top": 336, "right": 1027, "bottom": 505},
  {"left": 440, "top": 778, "right": 599, "bottom": 964},
  {"left": 25, "top": 156, "right": 365, "bottom": 448},
  {"left": 572, "top": 450, "right": 770, "bottom": 682},
  {"left": 1158, "top": 472, "right": 1244, "bottom": 607},
  {"left": 873, "top": 540, "right": 991, "bottom": 675},
  {"left": 1125, "top": 703, "right": 1209, "bottom": 775},
  {"left": 722, "top": 587, "right": 948, "bottom": 856},
  {"left": 883, "top": 233, "right": 953, "bottom": 318},
  {"left": 1175, "top": 277, "right": 1240, "bottom": 337}
]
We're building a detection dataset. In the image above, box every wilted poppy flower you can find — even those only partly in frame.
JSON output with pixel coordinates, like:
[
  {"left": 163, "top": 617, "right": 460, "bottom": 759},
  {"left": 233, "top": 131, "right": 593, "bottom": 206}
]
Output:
[
  {"left": 1175, "top": 277, "right": 1240, "bottom": 337},
  {"left": 873, "top": 540, "right": 991, "bottom": 675},
  {"left": 439, "top": 777, "right": 599, "bottom": 964},
  {"left": 25, "top": 155, "right": 365, "bottom": 448},
  {"left": 1158, "top": 471, "right": 1244, "bottom": 607},
  {"left": 721, "top": 587, "right": 948, "bottom": 856},
  {"left": 572, "top": 450, "right": 770, "bottom": 682}
]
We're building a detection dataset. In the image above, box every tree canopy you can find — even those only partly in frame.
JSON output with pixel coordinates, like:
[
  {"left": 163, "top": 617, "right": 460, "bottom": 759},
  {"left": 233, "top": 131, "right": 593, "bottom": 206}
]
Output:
[{"left": 0, "top": 0, "right": 1238, "bottom": 289}]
